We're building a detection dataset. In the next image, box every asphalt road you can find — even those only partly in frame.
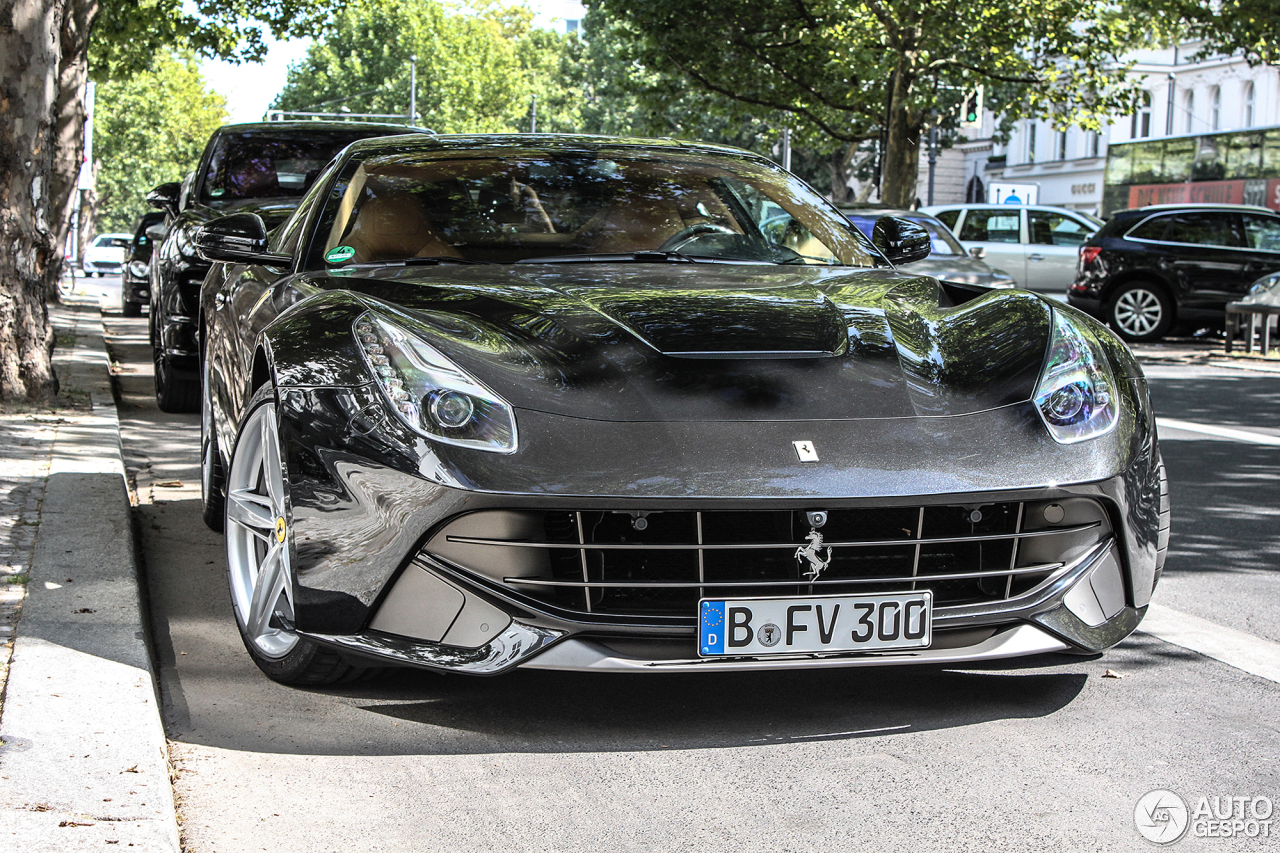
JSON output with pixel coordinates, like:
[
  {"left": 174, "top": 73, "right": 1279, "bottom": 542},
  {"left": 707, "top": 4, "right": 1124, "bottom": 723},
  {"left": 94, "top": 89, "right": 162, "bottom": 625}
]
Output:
[{"left": 102, "top": 310, "right": 1280, "bottom": 853}]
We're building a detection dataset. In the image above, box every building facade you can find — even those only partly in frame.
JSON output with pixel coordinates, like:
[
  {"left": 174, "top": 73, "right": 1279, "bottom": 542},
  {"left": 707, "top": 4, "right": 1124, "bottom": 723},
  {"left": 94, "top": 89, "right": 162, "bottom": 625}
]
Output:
[{"left": 952, "top": 43, "right": 1280, "bottom": 215}]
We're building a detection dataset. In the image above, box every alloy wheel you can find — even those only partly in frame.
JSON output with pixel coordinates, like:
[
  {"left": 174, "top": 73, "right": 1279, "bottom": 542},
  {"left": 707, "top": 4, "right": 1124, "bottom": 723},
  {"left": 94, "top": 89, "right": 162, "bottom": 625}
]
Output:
[
  {"left": 1112, "top": 287, "right": 1164, "bottom": 338},
  {"left": 225, "top": 401, "right": 298, "bottom": 659}
]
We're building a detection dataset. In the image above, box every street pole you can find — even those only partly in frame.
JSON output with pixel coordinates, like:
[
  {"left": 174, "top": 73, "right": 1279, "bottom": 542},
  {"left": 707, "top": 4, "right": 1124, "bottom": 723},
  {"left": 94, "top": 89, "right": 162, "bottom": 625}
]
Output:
[
  {"left": 409, "top": 55, "right": 417, "bottom": 125},
  {"left": 781, "top": 127, "right": 791, "bottom": 171},
  {"left": 926, "top": 110, "right": 938, "bottom": 207},
  {"left": 530, "top": 94, "right": 537, "bottom": 133}
]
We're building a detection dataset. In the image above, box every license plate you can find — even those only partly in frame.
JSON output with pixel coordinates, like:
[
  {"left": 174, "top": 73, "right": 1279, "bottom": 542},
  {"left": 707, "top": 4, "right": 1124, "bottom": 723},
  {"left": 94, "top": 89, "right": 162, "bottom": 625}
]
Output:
[{"left": 698, "top": 591, "right": 932, "bottom": 657}]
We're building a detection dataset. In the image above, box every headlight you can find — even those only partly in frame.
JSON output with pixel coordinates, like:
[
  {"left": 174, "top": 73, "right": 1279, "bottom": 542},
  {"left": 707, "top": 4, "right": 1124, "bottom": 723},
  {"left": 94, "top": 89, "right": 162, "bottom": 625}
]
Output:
[
  {"left": 1248, "top": 272, "right": 1280, "bottom": 295},
  {"left": 354, "top": 312, "right": 517, "bottom": 453},
  {"left": 1034, "top": 310, "right": 1118, "bottom": 444},
  {"left": 128, "top": 260, "right": 149, "bottom": 278}
]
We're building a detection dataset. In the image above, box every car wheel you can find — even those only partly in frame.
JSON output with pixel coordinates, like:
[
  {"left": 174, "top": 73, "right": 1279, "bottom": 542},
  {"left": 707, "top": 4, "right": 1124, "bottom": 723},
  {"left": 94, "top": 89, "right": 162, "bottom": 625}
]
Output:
[
  {"left": 200, "top": 359, "right": 226, "bottom": 532},
  {"left": 1108, "top": 282, "right": 1173, "bottom": 343},
  {"left": 153, "top": 347, "right": 200, "bottom": 413},
  {"left": 122, "top": 298, "right": 142, "bottom": 318},
  {"left": 224, "top": 386, "right": 375, "bottom": 685}
]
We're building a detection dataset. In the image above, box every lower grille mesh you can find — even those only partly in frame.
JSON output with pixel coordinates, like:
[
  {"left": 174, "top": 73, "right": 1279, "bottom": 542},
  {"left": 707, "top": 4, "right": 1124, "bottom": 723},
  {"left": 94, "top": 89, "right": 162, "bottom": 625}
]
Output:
[{"left": 425, "top": 501, "right": 1108, "bottom": 620}]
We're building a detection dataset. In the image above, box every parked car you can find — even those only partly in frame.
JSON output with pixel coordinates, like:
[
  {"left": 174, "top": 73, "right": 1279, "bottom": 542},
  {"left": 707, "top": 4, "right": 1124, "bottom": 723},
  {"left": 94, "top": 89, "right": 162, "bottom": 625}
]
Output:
[
  {"left": 1069, "top": 203, "right": 1280, "bottom": 342},
  {"left": 922, "top": 204, "right": 1102, "bottom": 292},
  {"left": 840, "top": 206, "right": 1016, "bottom": 288},
  {"left": 146, "top": 121, "right": 433, "bottom": 412},
  {"left": 121, "top": 211, "right": 166, "bottom": 317},
  {"left": 81, "top": 232, "right": 131, "bottom": 277},
  {"left": 191, "top": 132, "right": 1166, "bottom": 686}
]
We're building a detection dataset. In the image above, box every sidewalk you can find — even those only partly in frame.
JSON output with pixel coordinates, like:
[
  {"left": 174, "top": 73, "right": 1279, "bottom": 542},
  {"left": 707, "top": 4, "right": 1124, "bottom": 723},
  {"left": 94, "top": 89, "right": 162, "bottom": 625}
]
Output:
[{"left": 0, "top": 297, "right": 179, "bottom": 851}]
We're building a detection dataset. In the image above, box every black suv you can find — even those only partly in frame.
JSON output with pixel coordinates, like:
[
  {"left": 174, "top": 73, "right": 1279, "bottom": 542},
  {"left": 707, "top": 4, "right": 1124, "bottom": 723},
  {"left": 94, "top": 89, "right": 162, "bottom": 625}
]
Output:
[
  {"left": 146, "top": 121, "right": 431, "bottom": 411},
  {"left": 1069, "top": 204, "right": 1280, "bottom": 342}
]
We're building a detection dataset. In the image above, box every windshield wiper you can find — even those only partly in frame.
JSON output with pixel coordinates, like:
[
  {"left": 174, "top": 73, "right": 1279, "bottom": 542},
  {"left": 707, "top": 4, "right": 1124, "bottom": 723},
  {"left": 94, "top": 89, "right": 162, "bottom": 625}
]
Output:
[
  {"left": 516, "top": 251, "right": 705, "bottom": 264},
  {"left": 398, "top": 256, "right": 492, "bottom": 265}
]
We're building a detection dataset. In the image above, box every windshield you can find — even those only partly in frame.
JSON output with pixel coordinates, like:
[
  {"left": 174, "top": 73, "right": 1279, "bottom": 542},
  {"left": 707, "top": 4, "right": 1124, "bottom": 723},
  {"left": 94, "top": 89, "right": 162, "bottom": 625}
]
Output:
[
  {"left": 845, "top": 213, "right": 965, "bottom": 257},
  {"left": 199, "top": 129, "right": 403, "bottom": 203},
  {"left": 93, "top": 236, "right": 131, "bottom": 250},
  {"left": 307, "top": 148, "right": 879, "bottom": 268}
]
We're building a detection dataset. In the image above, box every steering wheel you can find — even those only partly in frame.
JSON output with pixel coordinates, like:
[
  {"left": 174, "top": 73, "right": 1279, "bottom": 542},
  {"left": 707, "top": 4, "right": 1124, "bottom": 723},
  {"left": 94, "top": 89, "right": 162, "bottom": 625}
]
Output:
[{"left": 657, "top": 223, "right": 737, "bottom": 252}]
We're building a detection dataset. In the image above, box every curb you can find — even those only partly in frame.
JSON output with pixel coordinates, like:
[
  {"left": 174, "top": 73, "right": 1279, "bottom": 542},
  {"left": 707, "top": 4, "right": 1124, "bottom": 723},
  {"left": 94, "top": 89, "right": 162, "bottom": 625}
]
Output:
[{"left": 0, "top": 302, "right": 180, "bottom": 851}]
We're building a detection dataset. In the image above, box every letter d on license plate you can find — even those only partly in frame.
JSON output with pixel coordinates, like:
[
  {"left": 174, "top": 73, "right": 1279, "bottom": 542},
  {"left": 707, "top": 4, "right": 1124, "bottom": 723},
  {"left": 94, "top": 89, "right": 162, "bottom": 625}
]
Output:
[{"left": 698, "top": 591, "right": 931, "bottom": 657}]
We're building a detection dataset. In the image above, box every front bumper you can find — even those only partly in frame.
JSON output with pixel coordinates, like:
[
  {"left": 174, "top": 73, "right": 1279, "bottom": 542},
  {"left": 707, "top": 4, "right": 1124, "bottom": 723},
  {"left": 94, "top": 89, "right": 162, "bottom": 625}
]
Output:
[
  {"left": 268, "top": 367, "right": 1163, "bottom": 677},
  {"left": 302, "top": 535, "right": 1144, "bottom": 674}
]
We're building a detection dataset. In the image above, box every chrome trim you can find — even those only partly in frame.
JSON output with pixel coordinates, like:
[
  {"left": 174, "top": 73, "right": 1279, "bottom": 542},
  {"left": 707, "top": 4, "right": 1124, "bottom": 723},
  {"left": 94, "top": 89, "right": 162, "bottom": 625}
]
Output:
[
  {"left": 302, "top": 620, "right": 566, "bottom": 675},
  {"left": 521, "top": 623, "right": 1072, "bottom": 672},
  {"left": 575, "top": 510, "right": 591, "bottom": 613},
  {"left": 445, "top": 521, "right": 1098, "bottom": 551},
  {"left": 1005, "top": 502, "right": 1024, "bottom": 599},
  {"left": 503, "top": 562, "right": 1065, "bottom": 588}
]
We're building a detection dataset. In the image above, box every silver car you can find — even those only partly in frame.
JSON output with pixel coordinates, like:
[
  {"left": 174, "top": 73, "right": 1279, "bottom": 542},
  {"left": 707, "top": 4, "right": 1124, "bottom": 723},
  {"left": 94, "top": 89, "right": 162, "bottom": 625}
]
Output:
[{"left": 922, "top": 204, "right": 1101, "bottom": 292}]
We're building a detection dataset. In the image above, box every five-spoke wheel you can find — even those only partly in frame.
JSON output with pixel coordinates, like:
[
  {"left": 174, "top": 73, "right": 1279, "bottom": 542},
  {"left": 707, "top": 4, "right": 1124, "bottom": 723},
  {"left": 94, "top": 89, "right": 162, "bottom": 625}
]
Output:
[{"left": 222, "top": 387, "right": 374, "bottom": 684}]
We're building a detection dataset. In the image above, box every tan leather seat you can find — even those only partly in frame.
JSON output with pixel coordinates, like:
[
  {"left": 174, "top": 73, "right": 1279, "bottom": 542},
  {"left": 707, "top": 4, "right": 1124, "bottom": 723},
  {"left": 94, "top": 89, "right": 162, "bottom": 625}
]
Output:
[
  {"left": 344, "top": 190, "right": 461, "bottom": 263},
  {"left": 579, "top": 196, "right": 685, "bottom": 253}
]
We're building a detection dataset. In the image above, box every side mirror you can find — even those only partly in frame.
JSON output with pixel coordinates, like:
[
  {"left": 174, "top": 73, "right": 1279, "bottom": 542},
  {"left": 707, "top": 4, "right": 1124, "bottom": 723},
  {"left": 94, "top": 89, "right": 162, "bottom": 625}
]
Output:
[
  {"left": 872, "top": 216, "right": 931, "bottom": 265},
  {"left": 969, "top": 246, "right": 987, "bottom": 260},
  {"left": 144, "top": 223, "right": 167, "bottom": 242},
  {"left": 146, "top": 182, "right": 181, "bottom": 217},
  {"left": 193, "top": 213, "right": 291, "bottom": 266}
]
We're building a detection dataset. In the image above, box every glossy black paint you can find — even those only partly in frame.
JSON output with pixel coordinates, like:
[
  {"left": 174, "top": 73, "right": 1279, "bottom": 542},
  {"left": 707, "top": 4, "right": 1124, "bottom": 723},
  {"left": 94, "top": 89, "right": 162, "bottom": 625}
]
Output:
[
  {"left": 1069, "top": 205, "right": 1280, "bottom": 330},
  {"left": 200, "top": 134, "right": 1165, "bottom": 671},
  {"left": 194, "top": 212, "right": 290, "bottom": 266},
  {"left": 872, "top": 216, "right": 931, "bottom": 265}
]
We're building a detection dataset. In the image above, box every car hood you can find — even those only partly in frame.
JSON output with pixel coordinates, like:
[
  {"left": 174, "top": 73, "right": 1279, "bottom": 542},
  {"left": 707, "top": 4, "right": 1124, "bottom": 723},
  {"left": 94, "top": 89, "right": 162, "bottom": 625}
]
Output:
[{"left": 310, "top": 263, "right": 1054, "bottom": 421}]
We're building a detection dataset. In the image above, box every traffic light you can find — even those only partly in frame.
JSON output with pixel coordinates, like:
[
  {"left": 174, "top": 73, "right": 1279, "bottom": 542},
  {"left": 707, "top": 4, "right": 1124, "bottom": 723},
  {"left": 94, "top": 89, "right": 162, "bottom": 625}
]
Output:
[{"left": 960, "top": 87, "right": 984, "bottom": 129}]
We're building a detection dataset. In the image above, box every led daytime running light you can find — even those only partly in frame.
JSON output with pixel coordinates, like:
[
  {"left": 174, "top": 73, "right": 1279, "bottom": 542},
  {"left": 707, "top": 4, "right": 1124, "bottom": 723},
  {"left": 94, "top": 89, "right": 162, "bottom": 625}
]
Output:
[{"left": 354, "top": 313, "right": 517, "bottom": 453}]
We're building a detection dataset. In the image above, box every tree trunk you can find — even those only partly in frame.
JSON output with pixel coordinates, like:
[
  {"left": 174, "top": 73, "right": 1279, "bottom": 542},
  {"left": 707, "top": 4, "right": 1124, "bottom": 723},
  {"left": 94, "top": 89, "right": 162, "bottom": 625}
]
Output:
[
  {"left": 880, "top": 64, "right": 923, "bottom": 209},
  {"left": 47, "top": 0, "right": 97, "bottom": 301},
  {"left": 0, "top": 0, "right": 63, "bottom": 401}
]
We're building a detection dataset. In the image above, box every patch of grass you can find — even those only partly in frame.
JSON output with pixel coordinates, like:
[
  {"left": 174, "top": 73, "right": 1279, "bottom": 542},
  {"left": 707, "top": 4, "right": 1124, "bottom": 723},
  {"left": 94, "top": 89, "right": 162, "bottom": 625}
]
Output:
[
  {"left": 54, "top": 332, "right": 76, "bottom": 350},
  {"left": 5, "top": 574, "right": 30, "bottom": 585}
]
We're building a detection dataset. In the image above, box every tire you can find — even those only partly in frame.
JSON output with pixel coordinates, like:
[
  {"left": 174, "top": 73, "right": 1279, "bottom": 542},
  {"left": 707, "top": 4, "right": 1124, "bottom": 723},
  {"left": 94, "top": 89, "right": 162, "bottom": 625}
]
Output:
[
  {"left": 1108, "top": 281, "right": 1174, "bottom": 343},
  {"left": 200, "top": 358, "right": 226, "bottom": 532},
  {"left": 153, "top": 347, "right": 200, "bottom": 413},
  {"left": 122, "top": 298, "right": 142, "bottom": 318},
  {"left": 224, "top": 386, "right": 373, "bottom": 685}
]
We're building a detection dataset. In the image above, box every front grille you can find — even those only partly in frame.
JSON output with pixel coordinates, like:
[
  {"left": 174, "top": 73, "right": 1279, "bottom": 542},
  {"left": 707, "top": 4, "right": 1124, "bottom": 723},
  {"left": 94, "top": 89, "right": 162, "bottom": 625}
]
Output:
[{"left": 424, "top": 500, "right": 1111, "bottom": 621}]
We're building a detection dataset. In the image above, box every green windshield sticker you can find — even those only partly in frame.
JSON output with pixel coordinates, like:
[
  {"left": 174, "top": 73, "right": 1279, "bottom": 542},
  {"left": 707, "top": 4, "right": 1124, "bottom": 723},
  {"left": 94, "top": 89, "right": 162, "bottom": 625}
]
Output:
[{"left": 325, "top": 245, "right": 355, "bottom": 264}]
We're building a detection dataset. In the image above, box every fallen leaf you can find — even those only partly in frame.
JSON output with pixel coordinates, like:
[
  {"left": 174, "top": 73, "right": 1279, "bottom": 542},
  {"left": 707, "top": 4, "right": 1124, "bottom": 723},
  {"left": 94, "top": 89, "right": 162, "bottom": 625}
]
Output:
[
  {"left": 59, "top": 820, "right": 95, "bottom": 827},
  {"left": 123, "top": 765, "right": 140, "bottom": 773},
  {"left": 74, "top": 608, "right": 95, "bottom": 614},
  {"left": 154, "top": 481, "right": 183, "bottom": 488},
  {"left": 1103, "top": 669, "right": 1125, "bottom": 679}
]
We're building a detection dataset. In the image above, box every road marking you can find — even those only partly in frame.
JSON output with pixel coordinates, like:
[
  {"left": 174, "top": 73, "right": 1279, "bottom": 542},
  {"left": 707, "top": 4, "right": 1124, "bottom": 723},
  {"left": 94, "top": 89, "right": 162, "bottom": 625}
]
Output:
[
  {"left": 1157, "top": 417, "right": 1280, "bottom": 446},
  {"left": 1139, "top": 603, "right": 1280, "bottom": 685}
]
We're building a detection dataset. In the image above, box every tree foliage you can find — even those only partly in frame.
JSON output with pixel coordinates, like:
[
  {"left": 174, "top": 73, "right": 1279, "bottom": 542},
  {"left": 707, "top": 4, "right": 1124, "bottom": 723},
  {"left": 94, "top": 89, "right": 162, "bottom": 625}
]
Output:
[
  {"left": 586, "top": 0, "right": 1148, "bottom": 206},
  {"left": 1126, "top": 0, "right": 1280, "bottom": 67},
  {"left": 93, "top": 52, "right": 227, "bottom": 234},
  {"left": 272, "top": 0, "right": 581, "bottom": 133}
]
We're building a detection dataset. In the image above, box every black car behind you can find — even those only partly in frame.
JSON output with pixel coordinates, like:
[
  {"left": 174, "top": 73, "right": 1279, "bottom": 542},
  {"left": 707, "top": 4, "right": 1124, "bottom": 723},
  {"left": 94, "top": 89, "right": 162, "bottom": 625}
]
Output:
[
  {"left": 146, "top": 121, "right": 432, "bottom": 411},
  {"left": 121, "top": 210, "right": 166, "bottom": 317},
  {"left": 1069, "top": 203, "right": 1280, "bottom": 342}
]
